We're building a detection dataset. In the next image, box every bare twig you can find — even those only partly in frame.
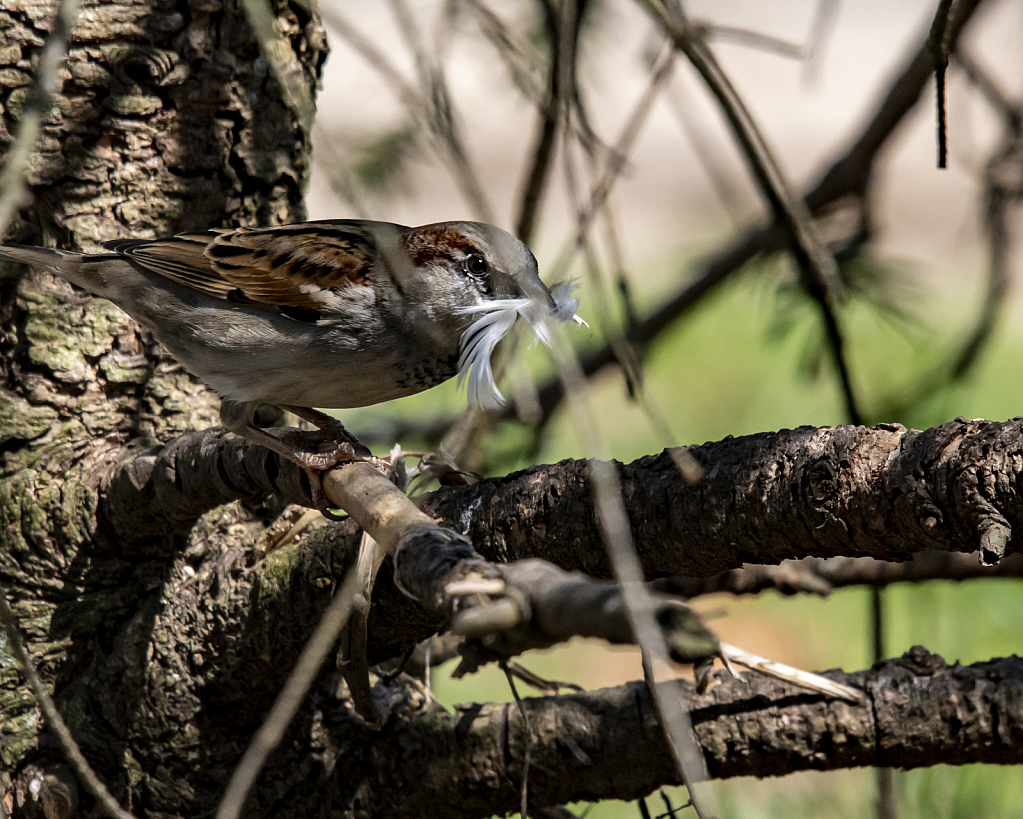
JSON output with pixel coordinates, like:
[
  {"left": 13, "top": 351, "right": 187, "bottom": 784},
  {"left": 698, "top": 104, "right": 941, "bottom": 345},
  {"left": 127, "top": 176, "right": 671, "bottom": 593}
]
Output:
[
  {"left": 502, "top": 665, "right": 534, "bottom": 819},
  {"left": 216, "top": 563, "right": 361, "bottom": 819},
  {"left": 548, "top": 42, "right": 677, "bottom": 281},
  {"left": 323, "top": 7, "right": 494, "bottom": 221},
  {"left": 0, "top": 586, "right": 138, "bottom": 819},
  {"left": 513, "top": 0, "right": 575, "bottom": 244},
  {"left": 0, "top": 0, "right": 81, "bottom": 240},
  {"left": 338, "top": 531, "right": 388, "bottom": 726},
  {"left": 956, "top": 50, "right": 1021, "bottom": 129},
  {"left": 545, "top": 320, "right": 715, "bottom": 819},
  {"left": 386, "top": 0, "right": 494, "bottom": 221},
  {"left": 802, "top": 0, "right": 841, "bottom": 86},
  {"left": 654, "top": 551, "right": 1023, "bottom": 599},
  {"left": 645, "top": 1, "right": 843, "bottom": 301},
  {"left": 927, "top": 0, "right": 956, "bottom": 168},
  {"left": 644, "top": 1, "right": 866, "bottom": 423},
  {"left": 698, "top": 23, "right": 804, "bottom": 59},
  {"left": 719, "top": 643, "right": 863, "bottom": 703},
  {"left": 460, "top": 0, "right": 546, "bottom": 102},
  {"left": 870, "top": 585, "right": 897, "bottom": 819}
]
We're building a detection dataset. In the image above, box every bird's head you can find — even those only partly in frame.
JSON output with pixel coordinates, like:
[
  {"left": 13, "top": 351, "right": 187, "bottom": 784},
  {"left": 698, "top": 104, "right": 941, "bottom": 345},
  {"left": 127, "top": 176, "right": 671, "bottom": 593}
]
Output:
[{"left": 398, "top": 221, "right": 585, "bottom": 410}]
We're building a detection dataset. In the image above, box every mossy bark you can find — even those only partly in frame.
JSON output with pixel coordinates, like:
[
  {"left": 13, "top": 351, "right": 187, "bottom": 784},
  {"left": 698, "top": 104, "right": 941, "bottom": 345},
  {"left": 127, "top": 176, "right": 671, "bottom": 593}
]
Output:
[{"left": 0, "top": 0, "right": 327, "bottom": 811}]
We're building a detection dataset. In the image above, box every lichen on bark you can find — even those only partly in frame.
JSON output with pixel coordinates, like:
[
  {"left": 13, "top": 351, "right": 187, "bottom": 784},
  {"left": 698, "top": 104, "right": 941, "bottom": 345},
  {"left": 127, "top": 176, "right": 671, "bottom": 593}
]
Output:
[{"left": 1, "top": 0, "right": 328, "bottom": 808}]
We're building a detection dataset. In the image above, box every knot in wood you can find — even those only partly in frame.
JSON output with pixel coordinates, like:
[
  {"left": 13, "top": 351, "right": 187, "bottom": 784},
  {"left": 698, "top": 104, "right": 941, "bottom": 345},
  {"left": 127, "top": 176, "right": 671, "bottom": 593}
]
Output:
[
  {"left": 805, "top": 458, "right": 839, "bottom": 508},
  {"left": 101, "top": 43, "right": 187, "bottom": 87}
]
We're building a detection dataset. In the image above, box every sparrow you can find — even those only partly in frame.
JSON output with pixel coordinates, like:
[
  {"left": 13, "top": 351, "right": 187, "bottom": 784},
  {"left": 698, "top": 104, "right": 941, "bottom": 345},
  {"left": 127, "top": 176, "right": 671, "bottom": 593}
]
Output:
[{"left": 0, "top": 220, "right": 584, "bottom": 469}]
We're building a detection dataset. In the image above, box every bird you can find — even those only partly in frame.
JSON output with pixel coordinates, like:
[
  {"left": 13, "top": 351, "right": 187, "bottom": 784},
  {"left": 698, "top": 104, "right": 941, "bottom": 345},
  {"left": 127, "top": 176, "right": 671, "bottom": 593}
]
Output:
[{"left": 0, "top": 220, "right": 584, "bottom": 469}]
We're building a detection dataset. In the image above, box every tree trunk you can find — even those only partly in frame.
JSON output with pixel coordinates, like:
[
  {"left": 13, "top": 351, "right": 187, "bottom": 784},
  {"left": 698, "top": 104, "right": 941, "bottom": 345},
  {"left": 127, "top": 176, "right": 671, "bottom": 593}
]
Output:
[{"left": 0, "top": 0, "right": 326, "bottom": 813}]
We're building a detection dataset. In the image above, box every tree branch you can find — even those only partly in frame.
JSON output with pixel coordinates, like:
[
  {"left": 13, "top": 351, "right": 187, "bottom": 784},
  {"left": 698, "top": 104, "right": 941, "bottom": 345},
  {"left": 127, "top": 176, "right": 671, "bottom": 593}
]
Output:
[
  {"left": 422, "top": 417, "right": 1023, "bottom": 576},
  {"left": 310, "top": 649, "right": 1023, "bottom": 818},
  {"left": 104, "top": 416, "right": 1023, "bottom": 591},
  {"left": 654, "top": 550, "right": 1023, "bottom": 599}
]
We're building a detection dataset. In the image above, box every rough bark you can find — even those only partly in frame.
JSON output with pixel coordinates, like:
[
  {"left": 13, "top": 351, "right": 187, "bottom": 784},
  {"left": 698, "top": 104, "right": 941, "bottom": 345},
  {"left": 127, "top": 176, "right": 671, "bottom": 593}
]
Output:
[
  {"left": 0, "top": 0, "right": 326, "bottom": 809},
  {"left": 74, "top": 416, "right": 1023, "bottom": 668},
  {"left": 423, "top": 419, "right": 1023, "bottom": 575},
  {"left": 334, "top": 648, "right": 1023, "bottom": 818},
  {"left": 97, "top": 418, "right": 1023, "bottom": 578},
  {"left": 1, "top": 1, "right": 1018, "bottom": 817}
]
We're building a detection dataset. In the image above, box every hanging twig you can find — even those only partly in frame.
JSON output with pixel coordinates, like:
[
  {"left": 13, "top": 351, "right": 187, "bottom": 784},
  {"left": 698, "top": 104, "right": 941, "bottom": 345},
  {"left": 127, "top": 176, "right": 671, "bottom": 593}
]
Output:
[{"left": 927, "top": 0, "right": 956, "bottom": 169}]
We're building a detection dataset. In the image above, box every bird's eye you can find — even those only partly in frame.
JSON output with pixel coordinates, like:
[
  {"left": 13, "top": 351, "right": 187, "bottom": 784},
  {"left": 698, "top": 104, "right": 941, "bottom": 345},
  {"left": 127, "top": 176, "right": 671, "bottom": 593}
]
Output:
[{"left": 465, "top": 253, "right": 488, "bottom": 277}]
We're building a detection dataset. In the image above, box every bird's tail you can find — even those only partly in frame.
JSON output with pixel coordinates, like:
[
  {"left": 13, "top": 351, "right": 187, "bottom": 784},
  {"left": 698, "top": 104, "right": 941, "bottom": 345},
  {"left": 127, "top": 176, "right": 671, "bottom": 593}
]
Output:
[{"left": 0, "top": 244, "right": 126, "bottom": 299}]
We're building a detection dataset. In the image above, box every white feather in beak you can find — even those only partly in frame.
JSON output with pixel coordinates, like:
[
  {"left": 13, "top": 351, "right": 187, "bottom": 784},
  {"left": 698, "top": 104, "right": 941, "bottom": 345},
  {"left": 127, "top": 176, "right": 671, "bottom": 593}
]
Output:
[{"left": 455, "top": 279, "right": 584, "bottom": 410}]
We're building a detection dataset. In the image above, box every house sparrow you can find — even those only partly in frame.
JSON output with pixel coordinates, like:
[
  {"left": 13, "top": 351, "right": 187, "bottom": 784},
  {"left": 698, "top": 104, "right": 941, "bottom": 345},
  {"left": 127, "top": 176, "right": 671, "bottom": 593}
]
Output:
[{"left": 0, "top": 220, "right": 584, "bottom": 469}]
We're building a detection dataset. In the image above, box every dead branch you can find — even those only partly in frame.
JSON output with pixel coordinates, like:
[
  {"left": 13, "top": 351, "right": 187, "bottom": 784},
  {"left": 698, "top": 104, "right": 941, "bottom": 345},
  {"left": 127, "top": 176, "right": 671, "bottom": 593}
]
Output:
[{"left": 655, "top": 550, "right": 1023, "bottom": 600}]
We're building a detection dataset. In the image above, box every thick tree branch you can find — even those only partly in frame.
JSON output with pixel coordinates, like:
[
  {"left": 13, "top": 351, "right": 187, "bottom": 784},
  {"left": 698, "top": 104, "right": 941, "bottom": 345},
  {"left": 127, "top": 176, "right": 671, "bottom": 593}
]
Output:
[
  {"left": 423, "top": 417, "right": 1023, "bottom": 576},
  {"left": 298, "top": 649, "right": 1023, "bottom": 818},
  {"left": 103, "top": 417, "right": 1023, "bottom": 582}
]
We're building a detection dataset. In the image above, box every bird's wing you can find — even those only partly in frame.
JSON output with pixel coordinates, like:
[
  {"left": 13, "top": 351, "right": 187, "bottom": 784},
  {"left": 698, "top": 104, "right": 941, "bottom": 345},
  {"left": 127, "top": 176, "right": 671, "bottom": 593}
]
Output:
[{"left": 103, "top": 221, "right": 398, "bottom": 312}]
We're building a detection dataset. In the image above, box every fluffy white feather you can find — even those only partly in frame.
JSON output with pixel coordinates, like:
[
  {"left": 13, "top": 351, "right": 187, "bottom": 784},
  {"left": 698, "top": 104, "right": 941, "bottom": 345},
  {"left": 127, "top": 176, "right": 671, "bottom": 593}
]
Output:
[{"left": 455, "top": 279, "right": 582, "bottom": 410}]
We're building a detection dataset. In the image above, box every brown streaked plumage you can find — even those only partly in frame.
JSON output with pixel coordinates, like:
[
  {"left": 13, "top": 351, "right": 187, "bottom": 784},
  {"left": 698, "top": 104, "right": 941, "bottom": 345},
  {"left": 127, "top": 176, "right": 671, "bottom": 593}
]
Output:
[{"left": 0, "top": 219, "right": 570, "bottom": 472}]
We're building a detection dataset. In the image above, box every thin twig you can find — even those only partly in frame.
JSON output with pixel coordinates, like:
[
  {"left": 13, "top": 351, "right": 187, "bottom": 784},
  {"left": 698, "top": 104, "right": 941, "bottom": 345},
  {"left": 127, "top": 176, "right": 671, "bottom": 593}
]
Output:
[
  {"left": 460, "top": 0, "right": 611, "bottom": 160},
  {"left": 644, "top": 0, "right": 843, "bottom": 303},
  {"left": 0, "top": 586, "right": 138, "bottom": 819},
  {"left": 386, "top": 0, "right": 494, "bottom": 221},
  {"left": 870, "top": 587, "right": 897, "bottom": 819},
  {"left": 698, "top": 23, "right": 804, "bottom": 60},
  {"left": 719, "top": 643, "right": 863, "bottom": 703},
  {"left": 720, "top": 642, "right": 863, "bottom": 699},
  {"left": 460, "top": 0, "right": 547, "bottom": 102},
  {"left": 642, "top": 2, "right": 865, "bottom": 424},
  {"left": 955, "top": 50, "right": 1022, "bottom": 130},
  {"left": 0, "top": 0, "right": 81, "bottom": 240},
  {"left": 514, "top": 0, "right": 572, "bottom": 244},
  {"left": 338, "top": 531, "right": 388, "bottom": 726},
  {"left": 216, "top": 563, "right": 361, "bottom": 819},
  {"left": 546, "top": 321, "right": 715, "bottom": 819},
  {"left": 502, "top": 664, "right": 534, "bottom": 819},
  {"left": 323, "top": 6, "right": 494, "bottom": 221},
  {"left": 927, "top": 0, "right": 956, "bottom": 168},
  {"left": 548, "top": 42, "right": 677, "bottom": 281},
  {"left": 661, "top": 68, "right": 749, "bottom": 225},
  {"left": 802, "top": 0, "right": 841, "bottom": 86}
]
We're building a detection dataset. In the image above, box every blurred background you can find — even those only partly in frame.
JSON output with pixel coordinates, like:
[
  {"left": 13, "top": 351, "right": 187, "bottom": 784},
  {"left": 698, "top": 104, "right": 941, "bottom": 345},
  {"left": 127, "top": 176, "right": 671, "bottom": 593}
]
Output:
[{"left": 307, "top": 1, "right": 1023, "bottom": 817}]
